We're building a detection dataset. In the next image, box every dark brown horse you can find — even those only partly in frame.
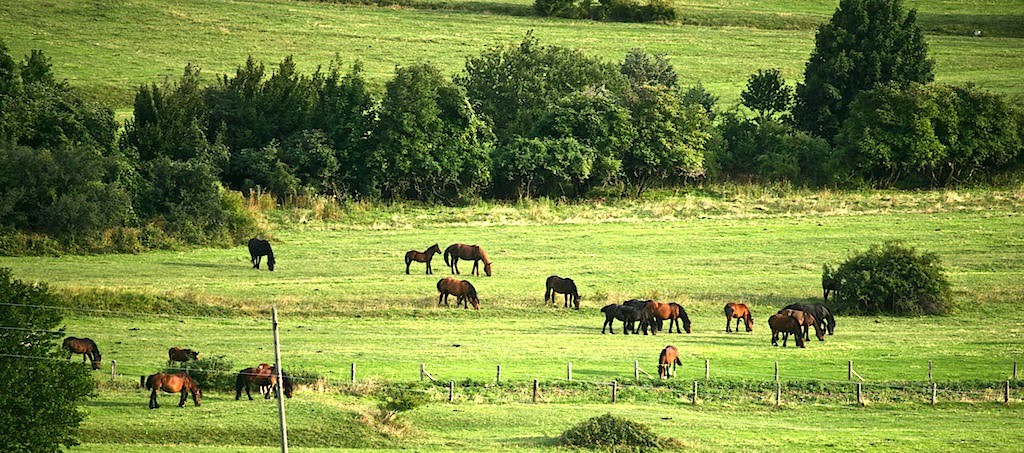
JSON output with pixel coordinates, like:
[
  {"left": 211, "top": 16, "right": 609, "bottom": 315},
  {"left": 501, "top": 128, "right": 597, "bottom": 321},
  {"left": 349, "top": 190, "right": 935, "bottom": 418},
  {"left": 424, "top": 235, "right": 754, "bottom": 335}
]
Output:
[
  {"left": 62, "top": 337, "right": 101, "bottom": 370},
  {"left": 724, "top": 303, "right": 753, "bottom": 333},
  {"left": 144, "top": 372, "right": 201, "bottom": 409},
  {"left": 658, "top": 345, "right": 682, "bottom": 379},
  {"left": 444, "top": 243, "right": 492, "bottom": 276},
  {"left": 235, "top": 364, "right": 294, "bottom": 400},
  {"left": 642, "top": 301, "right": 692, "bottom": 335},
  {"left": 248, "top": 238, "right": 275, "bottom": 271},
  {"left": 822, "top": 264, "right": 841, "bottom": 302},
  {"left": 778, "top": 309, "right": 824, "bottom": 341},
  {"left": 437, "top": 277, "right": 480, "bottom": 309},
  {"left": 406, "top": 244, "right": 442, "bottom": 275},
  {"left": 167, "top": 347, "right": 200, "bottom": 367},
  {"left": 600, "top": 303, "right": 646, "bottom": 334},
  {"left": 544, "top": 275, "right": 580, "bottom": 309},
  {"left": 768, "top": 314, "right": 806, "bottom": 348}
]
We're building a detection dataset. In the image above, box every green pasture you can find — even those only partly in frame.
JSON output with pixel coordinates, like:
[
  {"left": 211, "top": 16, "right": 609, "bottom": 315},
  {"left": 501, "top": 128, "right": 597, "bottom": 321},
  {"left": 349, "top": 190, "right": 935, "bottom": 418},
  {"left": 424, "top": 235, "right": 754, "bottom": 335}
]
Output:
[
  {"left": 3, "top": 189, "right": 1024, "bottom": 449},
  {"left": 2, "top": 0, "right": 1023, "bottom": 108}
]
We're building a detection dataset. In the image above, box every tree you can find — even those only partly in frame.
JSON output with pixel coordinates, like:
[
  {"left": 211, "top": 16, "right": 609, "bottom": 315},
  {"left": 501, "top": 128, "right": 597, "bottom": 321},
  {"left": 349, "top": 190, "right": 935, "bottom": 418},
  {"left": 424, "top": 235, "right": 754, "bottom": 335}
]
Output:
[
  {"left": 620, "top": 49, "right": 677, "bottom": 91},
  {"left": 828, "top": 242, "right": 952, "bottom": 315},
  {"left": 310, "top": 61, "right": 376, "bottom": 197},
  {"left": 793, "top": 0, "right": 934, "bottom": 141},
  {"left": 741, "top": 69, "right": 792, "bottom": 121},
  {"left": 457, "top": 33, "right": 627, "bottom": 143},
  {"left": 0, "top": 268, "right": 95, "bottom": 451},
  {"left": 622, "top": 84, "right": 710, "bottom": 196},
  {"left": 370, "top": 63, "right": 493, "bottom": 203}
]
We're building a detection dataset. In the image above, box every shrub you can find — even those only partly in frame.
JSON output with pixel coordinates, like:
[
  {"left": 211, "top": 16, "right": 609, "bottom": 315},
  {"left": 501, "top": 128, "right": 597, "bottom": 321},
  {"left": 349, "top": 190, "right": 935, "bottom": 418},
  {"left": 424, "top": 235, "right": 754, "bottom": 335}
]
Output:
[
  {"left": 830, "top": 242, "right": 953, "bottom": 315},
  {"left": 535, "top": 0, "right": 576, "bottom": 16},
  {"left": 376, "top": 387, "right": 427, "bottom": 423},
  {"left": 560, "top": 413, "right": 665, "bottom": 449}
]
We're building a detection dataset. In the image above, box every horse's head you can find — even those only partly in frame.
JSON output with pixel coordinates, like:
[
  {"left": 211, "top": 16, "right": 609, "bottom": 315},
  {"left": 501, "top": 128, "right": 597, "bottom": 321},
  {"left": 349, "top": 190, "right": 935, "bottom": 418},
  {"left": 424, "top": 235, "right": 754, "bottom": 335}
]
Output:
[
  {"left": 429, "top": 244, "right": 441, "bottom": 254},
  {"left": 745, "top": 313, "right": 754, "bottom": 332},
  {"left": 267, "top": 255, "right": 275, "bottom": 271},
  {"left": 91, "top": 352, "right": 102, "bottom": 370},
  {"left": 283, "top": 374, "right": 295, "bottom": 398},
  {"left": 573, "top": 294, "right": 581, "bottom": 310},
  {"left": 483, "top": 261, "right": 492, "bottom": 276},
  {"left": 658, "top": 362, "right": 668, "bottom": 379},
  {"left": 681, "top": 309, "right": 693, "bottom": 334},
  {"left": 469, "top": 295, "right": 480, "bottom": 310},
  {"left": 187, "top": 350, "right": 200, "bottom": 361}
]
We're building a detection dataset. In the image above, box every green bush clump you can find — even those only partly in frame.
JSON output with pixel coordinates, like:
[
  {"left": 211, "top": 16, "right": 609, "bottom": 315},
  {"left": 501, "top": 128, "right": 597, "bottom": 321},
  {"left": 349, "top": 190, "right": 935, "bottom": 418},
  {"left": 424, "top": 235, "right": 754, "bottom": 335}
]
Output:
[
  {"left": 830, "top": 242, "right": 953, "bottom": 316},
  {"left": 560, "top": 413, "right": 665, "bottom": 449},
  {"left": 167, "top": 355, "right": 235, "bottom": 392}
]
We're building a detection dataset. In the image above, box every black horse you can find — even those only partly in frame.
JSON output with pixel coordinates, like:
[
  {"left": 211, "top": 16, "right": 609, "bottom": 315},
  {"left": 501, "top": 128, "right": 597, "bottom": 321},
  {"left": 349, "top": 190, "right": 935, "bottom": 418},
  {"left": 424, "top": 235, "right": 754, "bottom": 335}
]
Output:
[
  {"left": 248, "top": 238, "right": 275, "bottom": 271},
  {"left": 600, "top": 302, "right": 649, "bottom": 334},
  {"left": 782, "top": 303, "right": 835, "bottom": 338},
  {"left": 545, "top": 275, "right": 580, "bottom": 309}
]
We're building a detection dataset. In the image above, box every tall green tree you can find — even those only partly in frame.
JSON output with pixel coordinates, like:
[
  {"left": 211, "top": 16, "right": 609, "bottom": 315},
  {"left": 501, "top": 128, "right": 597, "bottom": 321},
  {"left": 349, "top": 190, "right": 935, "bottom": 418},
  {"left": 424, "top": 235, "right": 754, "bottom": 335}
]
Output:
[
  {"left": 793, "top": 0, "right": 934, "bottom": 141},
  {"left": 370, "top": 63, "right": 493, "bottom": 203},
  {"left": 0, "top": 268, "right": 95, "bottom": 451},
  {"left": 741, "top": 69, "right": 792, "bottom": 122}
]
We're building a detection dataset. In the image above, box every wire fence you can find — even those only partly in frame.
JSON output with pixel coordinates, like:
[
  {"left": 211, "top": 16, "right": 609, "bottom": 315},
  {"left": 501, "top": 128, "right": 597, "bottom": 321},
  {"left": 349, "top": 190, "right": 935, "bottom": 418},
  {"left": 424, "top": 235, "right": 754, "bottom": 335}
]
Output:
[{"left": 3, "top": 301, "right": 1022, "bottom": 407}]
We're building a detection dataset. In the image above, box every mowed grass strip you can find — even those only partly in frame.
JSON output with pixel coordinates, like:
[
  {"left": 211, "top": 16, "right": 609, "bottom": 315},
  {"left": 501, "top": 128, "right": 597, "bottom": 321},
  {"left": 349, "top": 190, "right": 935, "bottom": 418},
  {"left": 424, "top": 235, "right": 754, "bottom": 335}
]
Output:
[{"left": 2, "top": 0, "right": 1022, "bottom": 107}]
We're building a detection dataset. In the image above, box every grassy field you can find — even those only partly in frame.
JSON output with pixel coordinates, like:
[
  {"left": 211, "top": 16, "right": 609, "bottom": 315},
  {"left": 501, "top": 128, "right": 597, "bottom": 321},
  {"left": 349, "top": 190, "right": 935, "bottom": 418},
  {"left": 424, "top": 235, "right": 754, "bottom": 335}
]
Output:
[
  {"left": 2, "top": 188, "right": 1023, "bottom": 450},
  {"left": 2, "top": 0, "right": 1023, "bottom": 108}
]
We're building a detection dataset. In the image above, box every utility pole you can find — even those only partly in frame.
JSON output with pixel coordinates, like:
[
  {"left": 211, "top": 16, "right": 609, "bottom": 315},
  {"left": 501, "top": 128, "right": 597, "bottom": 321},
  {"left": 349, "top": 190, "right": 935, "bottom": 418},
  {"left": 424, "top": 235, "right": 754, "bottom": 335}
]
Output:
[{"left": 272, "top": 308, "right": 289, "bottom": 453}]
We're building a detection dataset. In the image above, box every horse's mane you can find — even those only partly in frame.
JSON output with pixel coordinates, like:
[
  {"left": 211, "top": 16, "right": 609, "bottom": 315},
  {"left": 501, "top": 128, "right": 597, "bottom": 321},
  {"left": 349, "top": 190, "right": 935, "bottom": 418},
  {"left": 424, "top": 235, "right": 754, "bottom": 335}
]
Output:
[
  {"left": 474, "top": 245, "right": 491, "bottom": 264},
  {"left": 89, "top": 338, "right": 100, "bottom": 356}
]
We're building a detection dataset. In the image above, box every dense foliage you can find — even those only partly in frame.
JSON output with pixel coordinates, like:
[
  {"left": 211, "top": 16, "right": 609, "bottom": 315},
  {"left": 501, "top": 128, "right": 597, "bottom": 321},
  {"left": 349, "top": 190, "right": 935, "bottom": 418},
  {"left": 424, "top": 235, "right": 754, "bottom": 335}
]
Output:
[
  {"left": 535, "top": 0, "right": 676, "bottom": 23},
  {"left": 0, "top": 268, "right": 95, "bottom": 451},
  {"left": 560, "top": 413, "right": 665, "bottom": 449},
  {"left": 793, "top": 0, "right": 934, "bottom": 141},
  {"left": 829, "top": 242, "right": 953, "bottom": 316}
]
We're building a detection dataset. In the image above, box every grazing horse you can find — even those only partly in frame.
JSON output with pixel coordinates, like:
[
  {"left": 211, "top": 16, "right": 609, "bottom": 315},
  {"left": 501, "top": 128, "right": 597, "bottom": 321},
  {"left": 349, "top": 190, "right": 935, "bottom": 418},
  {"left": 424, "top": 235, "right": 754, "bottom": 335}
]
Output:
[
  {"left": 62, "top": 337, "right": 101, "bottom": 370},
  {"left": 782, "top": 303, "right": 836, "bottom": 336},
  {"left": 642, "top": 301, "right": 692, "bottom": 335},
  {"left": 236, "top": 364, "right": 294, "bottom": 400},
  {"left": 437, "top": 277, "right": 480, "bottom": 309},
  {"left": 444, "top": 243, "right": 492, "bottom": 276},
  {"left": 600, "top": 303, "right": 645, "bottom": 334},
  {"left": 144, "top": 372, "right": 201, "bottom": 409},
  {"left": 248, "top": 238, "right": 275, "bottom": 271},
  {"left": 405, "top": 244, "right": 442, "bottom": 275},
  {"left": 768, "top": 314, "right": 806, "bottom": 348},
  {"left": 544, "top": 275, "right": 580, "bottom": 309},
  {"left": 724, "top": 303, "right": 754, "bottom": 333},
  {"left": 167, "top": 347, "right": 200, "bottom": 367},
  {"left": 778, "top": 309, "right": 824, "bottom": 341},
  {"left": 658, "top": 345, "right": 682, "bottom": 379}
]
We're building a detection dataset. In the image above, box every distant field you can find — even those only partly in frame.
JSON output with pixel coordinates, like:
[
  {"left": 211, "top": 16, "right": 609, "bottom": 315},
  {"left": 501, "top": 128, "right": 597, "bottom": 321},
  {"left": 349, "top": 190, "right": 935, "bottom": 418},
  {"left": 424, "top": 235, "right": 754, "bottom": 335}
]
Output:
[{"left": 2, "top": 0, "right": 1022, "bottom": 108}]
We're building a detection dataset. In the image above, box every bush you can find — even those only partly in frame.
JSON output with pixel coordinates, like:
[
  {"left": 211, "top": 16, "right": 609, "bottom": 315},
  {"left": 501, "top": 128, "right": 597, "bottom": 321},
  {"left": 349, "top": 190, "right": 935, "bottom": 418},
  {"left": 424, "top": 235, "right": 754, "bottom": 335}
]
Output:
[
  {"left": 377, "top": 387, "right": 427, "bottom": 423},
  {"left": 560, "top": 413, "right": 666, "bottom": 449},
  {"left": 830, "top": 242, "right": 953, "bottom": 315}
]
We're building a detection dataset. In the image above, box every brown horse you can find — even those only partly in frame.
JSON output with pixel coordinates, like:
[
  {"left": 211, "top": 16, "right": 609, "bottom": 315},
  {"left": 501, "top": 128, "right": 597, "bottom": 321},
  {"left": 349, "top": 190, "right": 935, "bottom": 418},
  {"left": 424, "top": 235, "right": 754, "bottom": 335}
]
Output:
[
  {"left": 144, "top": 372, "right": 201, "bottom": 409},
  {"left": 168, "top": 347, "right": 200, "bottom": 367},
  {"left": 235, "top": 364, "right": 294, "bottom": 400},
  {"left": 768, "top": 314, "right": 806, "bottom": 348},
  {"left": 405, "top": 244, "right": 442, "bottom": 275},
  {"left": 544, "top": 275, "right": 580, "bottom": 309},
  {"left": 62, "top": 337, "right": 101, "bottom": 370},
  {"left": 778, "top": 309, "right": 824, "bottom": 341},
  {"left": 724, "top": 303, "right": 753, "bottom": 333},
  {"left": 444, "top": 243, "right": 492, "bottom": 276},
  {"left": 437, "top": 277, "right": 480, "bottom": 309},
  {"left": 658, "top": 345, "right": 682, "bottom": 379},
  {"left": 642, "top": 301, "right": 692, "bottom": 335}
]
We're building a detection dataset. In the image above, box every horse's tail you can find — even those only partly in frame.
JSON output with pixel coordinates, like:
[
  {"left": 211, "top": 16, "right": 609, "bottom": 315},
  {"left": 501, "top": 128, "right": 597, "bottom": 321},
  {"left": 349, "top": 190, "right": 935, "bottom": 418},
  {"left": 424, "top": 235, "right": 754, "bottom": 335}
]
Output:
[
  {"left": 724, "top": 304, "right": 735, "bottom": 319},
  {"left": 145, "top": 374, "right": 155, "bottom": 390},
  {"left": 544, "top": 284, "right": 551, "bottom": 303},
  {"left": 235, "top": 370, "right": 246, "bottom": 394},
  {"left": 444, "top": 247, "right": 452, "bottom": 266}
]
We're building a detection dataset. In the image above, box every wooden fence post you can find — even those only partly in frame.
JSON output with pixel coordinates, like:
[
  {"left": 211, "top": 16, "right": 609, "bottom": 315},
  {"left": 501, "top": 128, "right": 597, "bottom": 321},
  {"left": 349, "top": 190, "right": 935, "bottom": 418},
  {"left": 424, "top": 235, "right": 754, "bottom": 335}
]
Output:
[
  {"left": 611, "top": 381, "right": 617, "bottom": 403},
  {"left": 856, "top": 382, "right": 863, "bottom": 406},
  {"left": 1014, "top": 361, "right": 1018, "bottom": 380},
  {"left": 420, "top": 363, "right": 425, "bottom": 382},
  {"left": 449, "top": 381, "right": 454, "bottom": 403},
  {"left": 350, "top": 363, "right": 356, "bottom": 384},
  {"left": 111, "top": 360, "right": 116, "bottom": 380},
  {"left": 775, "top": 381, "right": 781, "bottom": 407},
  {"left": 496, "top": 364, "right": 502, "bottom": 385},
  {"left": 931, "top": 382, "right": 937, "bottom": 405},
  {"left": 1006, "top": 380, "right": 1011, "bottom": 404},
  {"left": 634, "top": 360, "right": 639, "bottom": 383},
  {"left": 692, "top": 381, "right": 698, "bottom": 405},
  {"left": 567, "top": 362, "right": 572, "bottom": 382},
  {"left": 928, "top": 361, "right": 933, "bottom": 381},
  {"left": 705, "top": 359, "right": 710, "bottom": 380},
  {"left": 848, "top": 360, "right": 853, "bottom": 380},
  {"left": 533, "top": 379, "right": 539, "bottom": 403},
  {"left": 774, "top": 361, "right": 779, "bottom": 381}
]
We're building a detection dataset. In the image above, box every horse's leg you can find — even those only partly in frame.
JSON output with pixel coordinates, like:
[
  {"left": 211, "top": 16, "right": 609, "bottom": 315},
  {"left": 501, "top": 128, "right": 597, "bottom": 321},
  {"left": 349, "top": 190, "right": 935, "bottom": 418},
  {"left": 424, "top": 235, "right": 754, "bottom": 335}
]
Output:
[
  {"left": 246, "top": 383, "right": 253, "bottom": 400},
  {"left": 406, "top": 259, "right": 411, "bottom": 275},
  {"left": 453, "top": 258, "right": 460, "bottom": 275},
  {"left": 426, "top": 259, "right": 431, "bottom": 275},
  {"left": 179, "top": 388, "right": 188, "bottom": 407},
  {"left": 472, "top": 260, "right": 478, "bottom": 276},
  {"left": 150, "top": 388, "right": 159, "bottom": 409},
  {"left": 192, "top": 388, "right": 200, "bottom": 406}
]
